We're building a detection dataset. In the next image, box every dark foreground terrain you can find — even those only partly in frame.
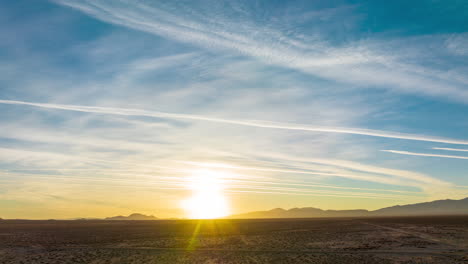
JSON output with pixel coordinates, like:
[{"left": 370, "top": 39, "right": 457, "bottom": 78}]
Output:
[{"left": 0, "top": 216, "right": 467, "bottom": 263}]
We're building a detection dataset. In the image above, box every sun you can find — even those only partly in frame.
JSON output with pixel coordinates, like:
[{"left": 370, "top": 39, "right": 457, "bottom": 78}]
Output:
[{"left": 181, "top": 169, "right": 230, "bottom": 219}]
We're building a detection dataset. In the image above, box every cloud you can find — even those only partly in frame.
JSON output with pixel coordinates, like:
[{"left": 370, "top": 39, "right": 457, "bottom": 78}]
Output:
[
  {"left": 179, "top": 161, "right": 426, "bottom": 193},
  {"left": 445, "top": 33, "right": 468, "bottom": 56},
  {"left": 249, "top": 152, "right": 451, "bottom": 187},
  {"left": 0, "top": 169, "right": 418, "bottom": 201},
  {"left": 433, "top": 147, "right": 468, "bottom": 152},
  {"left": 2, "top": 0, "right": 467, "bottom": 217},
  {"left": 53, "top": 0, "right": 468, "bottom": 102},
  {"left": 1, "top": 99, "right": 468, "bottom": 146},
  {"left": 382, "top": 150, "right": 468, "bottom": 160},
  {"left": 0, "top": 143, "right": 423, "bottom": 194}
]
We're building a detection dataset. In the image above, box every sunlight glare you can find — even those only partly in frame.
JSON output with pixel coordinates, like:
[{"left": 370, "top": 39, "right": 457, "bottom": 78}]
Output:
[{"left": 181, "top": 169, "right": 230, "bottom": 219}]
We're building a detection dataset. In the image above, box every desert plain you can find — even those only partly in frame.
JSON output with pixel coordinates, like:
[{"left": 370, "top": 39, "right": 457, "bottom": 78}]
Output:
[{"left": 0, "top": 216, "right": 467, "bottom": 263}]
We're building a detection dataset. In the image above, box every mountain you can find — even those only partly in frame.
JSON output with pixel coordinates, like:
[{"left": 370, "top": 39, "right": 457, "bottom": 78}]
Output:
[
  {"left": 373, "top": 197, "right": 468, "bottom": 216},
  {"left": 228, "top": 198, "right": 468, "bottom": 219},
  {"left": 105, "top": 213, "right": 158, "bottom": 220},
  {"left": 229, "top": 208, "right": 370, "bottom": 219}
]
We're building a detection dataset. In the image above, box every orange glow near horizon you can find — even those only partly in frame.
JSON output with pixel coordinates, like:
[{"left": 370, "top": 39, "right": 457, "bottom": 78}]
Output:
[{"left": 181, "top": 169, "right": 230, "bottom": 219}]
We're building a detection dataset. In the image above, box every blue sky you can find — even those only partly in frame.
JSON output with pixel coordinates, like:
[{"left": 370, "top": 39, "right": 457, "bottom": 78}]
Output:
[{"left": 0, "top": 0, "right": 467, "bottom": 219}]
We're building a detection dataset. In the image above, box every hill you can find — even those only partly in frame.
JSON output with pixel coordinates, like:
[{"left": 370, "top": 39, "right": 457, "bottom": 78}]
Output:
[
  {"left": 105, "top": 213, "right": 158, "bottom": 220},
  {"left": 228, "top": 197, "right": 468, "bottom": 219},
  {"left": 373, "top": 197, "right": 468, "bottom": 216}
]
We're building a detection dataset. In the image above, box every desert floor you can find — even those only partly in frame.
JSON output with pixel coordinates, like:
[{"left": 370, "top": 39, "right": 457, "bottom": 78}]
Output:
[{"left": 0, "top": 216, "right": 467, "bottom": 263}]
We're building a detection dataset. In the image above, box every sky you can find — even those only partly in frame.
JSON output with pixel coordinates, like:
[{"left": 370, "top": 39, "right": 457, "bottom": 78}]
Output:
[{"left": 0, "top": 0, "right": 467, "bottom": 219}]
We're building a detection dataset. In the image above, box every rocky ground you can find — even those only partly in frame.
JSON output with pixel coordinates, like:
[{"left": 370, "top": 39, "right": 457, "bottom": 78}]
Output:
[{"left": 0, "top": 216, "right": 467, "bottom": 263}]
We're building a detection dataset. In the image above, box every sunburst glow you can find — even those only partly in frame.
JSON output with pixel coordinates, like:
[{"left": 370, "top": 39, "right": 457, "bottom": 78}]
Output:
[{"left": 181, "top": 169, "right": 230, "bottom": 219}]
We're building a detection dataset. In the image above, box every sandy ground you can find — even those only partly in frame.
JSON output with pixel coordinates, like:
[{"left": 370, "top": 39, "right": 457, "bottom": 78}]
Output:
[{"left": 0, "top": 216, "right": 467, "bottom": 263}]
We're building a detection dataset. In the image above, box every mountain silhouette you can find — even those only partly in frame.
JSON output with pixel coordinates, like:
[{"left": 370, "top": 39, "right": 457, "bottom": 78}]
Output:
[
  {"left": 228, "top": 197, "right": 468, "bottom": 219},
  {"left": 373, "top": 197, "right": 468, "bottom": 216},
  {"left": 105, "top": 213, "right": 158, "bottom": 220}
]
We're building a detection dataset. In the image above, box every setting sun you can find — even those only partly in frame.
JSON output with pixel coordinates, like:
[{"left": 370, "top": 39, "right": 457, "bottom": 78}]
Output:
[{"left": 181, "top": 169, "right": 230, "bottom": 219}]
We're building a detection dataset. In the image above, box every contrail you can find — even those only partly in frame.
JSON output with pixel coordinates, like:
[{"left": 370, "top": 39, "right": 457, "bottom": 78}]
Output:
[
  {"left": 382, "top": 150, "right": 468, "bottom": 160},
  {"left": 2, "top": 99, "right": 468, "bottom": 145},
  {"left": 433, "top": 147, "right": 468, "bottom": 152}
]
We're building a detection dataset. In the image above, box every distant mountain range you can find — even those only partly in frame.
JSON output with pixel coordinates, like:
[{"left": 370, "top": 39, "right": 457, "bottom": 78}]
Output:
[
  {"left": 105, "top": 213, "right": 158, "bottom": 220},
  {"left": 228, "top": 197, "right": 468, "bottom": 219},
  {"left": 1, "top": 198, "right": 466, "bottom": 220}
]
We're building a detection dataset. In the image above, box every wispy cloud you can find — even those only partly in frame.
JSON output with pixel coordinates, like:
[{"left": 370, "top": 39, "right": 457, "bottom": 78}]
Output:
[
  {"left": 2, "top": 0, "right": 467, "bottom": 218},
  {"left": 382, "top": 150, "right": 468, "bottom": 160},
  {"left": 0, "top": 170, "right": 415, "bottom": 200},
  {"left": 179, "top": 161, "right": 425, "bottom": 194},
  {"left": 2, "top": 99, "right": 468, "bottom": 145},
  {"left": 0, "top": 143, "right": 423, "bottom": 192},
  {"left": 53, "top": 0, "right": 468, "bottom": 102},
  {"left": 250, "top": 152, "right": 451, "bottom": 187},
  {"left": 433, "top": 147, "right": 468, "bottom": 152}
]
